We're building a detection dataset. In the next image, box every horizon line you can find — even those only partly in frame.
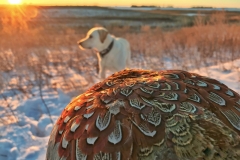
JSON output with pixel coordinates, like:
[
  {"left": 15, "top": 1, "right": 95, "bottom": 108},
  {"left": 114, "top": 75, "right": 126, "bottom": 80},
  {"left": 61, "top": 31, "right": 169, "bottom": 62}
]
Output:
[{"left": 0, "top": 4, "right": 239, "bottom": 9}]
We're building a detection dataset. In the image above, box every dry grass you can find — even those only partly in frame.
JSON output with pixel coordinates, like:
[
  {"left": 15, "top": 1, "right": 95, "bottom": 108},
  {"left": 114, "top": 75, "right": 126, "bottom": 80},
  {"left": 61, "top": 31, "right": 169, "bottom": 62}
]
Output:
[{"left": 0, "top": 6, "right": 240, "bottom": 125}]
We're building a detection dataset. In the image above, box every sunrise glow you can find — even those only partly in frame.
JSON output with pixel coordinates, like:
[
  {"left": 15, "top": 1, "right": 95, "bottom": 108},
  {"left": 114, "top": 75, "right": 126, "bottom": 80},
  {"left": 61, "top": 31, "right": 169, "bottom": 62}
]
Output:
[{"left": 8, "top": 0, "right": 22, "bottom": 5}]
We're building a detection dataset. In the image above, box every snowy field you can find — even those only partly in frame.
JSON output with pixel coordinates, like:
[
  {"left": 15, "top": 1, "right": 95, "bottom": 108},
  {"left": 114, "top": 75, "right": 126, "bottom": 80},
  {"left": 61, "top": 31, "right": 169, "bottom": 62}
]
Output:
[
  {"left": 0, "top": 58, "right": 240, "bottom": 160},
  {"left": 37, "top": 7, "right": 145, "bottom": 18},
  {"left": 113, "top": 6, "right": 240, "bottom": 12},
  {"left": 37, "top": 6, "right": 240, "bottom": 18}
]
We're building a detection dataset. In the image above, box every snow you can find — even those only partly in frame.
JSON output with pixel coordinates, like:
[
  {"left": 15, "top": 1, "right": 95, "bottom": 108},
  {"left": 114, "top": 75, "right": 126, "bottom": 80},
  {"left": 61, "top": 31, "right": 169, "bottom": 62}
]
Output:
[
  {"left": 0, "top": 57, "right": 240, "bottom": 160},
  {"left": 158, "top": 7, "right": 240, "bottom": 12},
  {"left": 0, "top": 139, "right": 18, "bottom": 160},
  {"left": 112, "top": 7, "right": 159, "bottom": 11},
  {"left": 37, "top": 8, "right": 144, "bottom": 18},
  {"left": 113, "top": 7, "right": 240, "bottom": 12},
  {"left": 191, "top": 59, "right": 240, "bottom": 92},
  {"left": 0, "top": 77, "right": 83, "bottom": 160},
  {"left": 183, "top": 13, "right": 205, "bottom": 16}
]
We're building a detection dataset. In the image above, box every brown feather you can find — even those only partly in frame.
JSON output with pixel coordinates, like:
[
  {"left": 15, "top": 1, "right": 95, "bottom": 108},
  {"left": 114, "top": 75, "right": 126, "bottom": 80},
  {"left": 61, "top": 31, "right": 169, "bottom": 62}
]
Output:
[{"left": 46, "top": 69, "right": 240, "bottom": 160}]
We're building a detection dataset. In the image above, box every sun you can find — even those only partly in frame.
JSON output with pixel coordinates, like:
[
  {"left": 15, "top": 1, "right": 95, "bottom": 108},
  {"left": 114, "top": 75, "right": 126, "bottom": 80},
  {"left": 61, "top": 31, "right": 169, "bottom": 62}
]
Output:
[{"left": 8, "top": 0, "right": 22, "bottom": 5}]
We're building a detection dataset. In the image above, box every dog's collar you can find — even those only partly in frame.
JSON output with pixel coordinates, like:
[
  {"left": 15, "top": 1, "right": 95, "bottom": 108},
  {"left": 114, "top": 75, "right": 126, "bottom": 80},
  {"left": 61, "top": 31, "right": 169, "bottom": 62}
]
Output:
[{"left": 99, "top": 40, "right": 114, "bottom": 57}]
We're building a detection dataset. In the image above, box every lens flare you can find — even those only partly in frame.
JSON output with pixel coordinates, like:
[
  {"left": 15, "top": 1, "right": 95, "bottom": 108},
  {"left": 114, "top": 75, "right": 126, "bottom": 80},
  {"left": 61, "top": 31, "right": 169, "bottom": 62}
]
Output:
[{"left": 8, "top": 0, "right": 22, "bottom": 5}]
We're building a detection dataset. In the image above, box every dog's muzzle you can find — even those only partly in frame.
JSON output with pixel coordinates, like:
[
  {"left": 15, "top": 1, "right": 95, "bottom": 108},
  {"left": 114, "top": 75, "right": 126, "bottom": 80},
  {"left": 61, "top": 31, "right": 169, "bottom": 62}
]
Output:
[{"left": 77, "top": 41, "right": 91, "bottom": 49}]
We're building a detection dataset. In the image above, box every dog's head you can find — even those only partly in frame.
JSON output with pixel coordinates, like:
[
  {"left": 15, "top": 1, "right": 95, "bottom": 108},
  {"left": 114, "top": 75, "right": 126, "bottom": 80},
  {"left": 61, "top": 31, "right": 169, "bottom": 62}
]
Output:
[{"left": 78, "top": 27, "right": 109, "bottom": 51}]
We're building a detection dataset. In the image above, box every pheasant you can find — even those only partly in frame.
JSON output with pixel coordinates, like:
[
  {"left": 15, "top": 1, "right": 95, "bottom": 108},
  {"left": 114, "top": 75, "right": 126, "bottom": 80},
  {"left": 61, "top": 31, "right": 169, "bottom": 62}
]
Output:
[{"left": 46, "top": 69, "right": 240, "bottom": 160}]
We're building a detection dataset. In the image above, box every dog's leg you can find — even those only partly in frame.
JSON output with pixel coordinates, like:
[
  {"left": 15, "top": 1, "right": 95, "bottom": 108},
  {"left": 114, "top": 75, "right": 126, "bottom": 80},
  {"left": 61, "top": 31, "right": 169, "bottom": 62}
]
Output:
[
  {"left": 126, "top": 49, "right": 132, "bottom": 69},
  {"left": 99, "top": 68, "right": 106, "bottom": 79},
  {"left": 99, "top": 62, "right": 106, "bottom": 79}
]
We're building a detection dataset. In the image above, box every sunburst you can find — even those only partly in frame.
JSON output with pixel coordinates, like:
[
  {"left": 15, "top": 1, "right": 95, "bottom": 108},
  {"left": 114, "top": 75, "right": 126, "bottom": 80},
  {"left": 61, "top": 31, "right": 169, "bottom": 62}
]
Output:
[{"left": 8, "top": 0, "right": 22, "bottom": 5}]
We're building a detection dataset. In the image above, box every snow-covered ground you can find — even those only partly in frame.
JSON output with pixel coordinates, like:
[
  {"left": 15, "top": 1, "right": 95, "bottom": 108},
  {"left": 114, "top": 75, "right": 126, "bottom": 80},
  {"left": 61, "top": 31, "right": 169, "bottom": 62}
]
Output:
[
  {"left": 158, "top": 7, "right": 240, "bottom": 12},
  {"left": 37, "top": 7, "right": 240, "bottom": 19},
  {"left": 37, "top": 8, "right": 145, "bottom": 18},
  {"left": 0, "top": 58, "right": 240, "bottom": 160},
  {"left": 113, "top": 6, "right": 240, "bottom": 12}
]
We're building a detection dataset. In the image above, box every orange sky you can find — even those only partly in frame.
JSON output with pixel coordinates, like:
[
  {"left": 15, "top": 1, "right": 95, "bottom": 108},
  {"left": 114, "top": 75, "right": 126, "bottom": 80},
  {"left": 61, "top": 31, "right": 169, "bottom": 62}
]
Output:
[{"left": 1, "top": 0, "right": 240, "bottom": 8}]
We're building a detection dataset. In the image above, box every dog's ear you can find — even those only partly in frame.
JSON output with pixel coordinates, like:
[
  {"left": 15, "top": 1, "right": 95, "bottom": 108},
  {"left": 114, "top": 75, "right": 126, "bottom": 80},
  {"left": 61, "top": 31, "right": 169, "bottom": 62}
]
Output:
[{"left": 98, "top": 29, "right": 108, "bottom": 43}]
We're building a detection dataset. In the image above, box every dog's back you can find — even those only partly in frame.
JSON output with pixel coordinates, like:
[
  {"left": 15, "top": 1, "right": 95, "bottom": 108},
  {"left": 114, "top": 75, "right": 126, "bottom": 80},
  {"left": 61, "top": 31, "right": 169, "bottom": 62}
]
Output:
[
  {"left": 102, "top": 37, "right": 131, "bottom": 72},
  {"left": 115, "top": 37, "right": 131, "bottom": 67}
]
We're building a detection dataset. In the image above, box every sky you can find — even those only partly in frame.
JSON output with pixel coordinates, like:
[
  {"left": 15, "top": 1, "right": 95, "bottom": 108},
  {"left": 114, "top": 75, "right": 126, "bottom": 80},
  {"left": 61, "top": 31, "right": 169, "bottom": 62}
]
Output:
[{"left": 1, "top": 0, "right": 240, "bottom": 8}]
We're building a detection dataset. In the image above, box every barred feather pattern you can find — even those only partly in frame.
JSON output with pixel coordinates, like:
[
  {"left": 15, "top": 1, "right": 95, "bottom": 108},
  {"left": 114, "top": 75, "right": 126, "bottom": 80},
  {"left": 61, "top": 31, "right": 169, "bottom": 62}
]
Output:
[{"left": 46, "top": 69, "right": 240, "bottom": 160}]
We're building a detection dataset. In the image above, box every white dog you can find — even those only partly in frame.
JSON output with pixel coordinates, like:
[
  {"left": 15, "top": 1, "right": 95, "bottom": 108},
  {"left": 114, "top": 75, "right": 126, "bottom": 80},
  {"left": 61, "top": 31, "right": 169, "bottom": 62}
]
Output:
[{"left": 78, "top": 27, "right": 131, "bottom": 79}]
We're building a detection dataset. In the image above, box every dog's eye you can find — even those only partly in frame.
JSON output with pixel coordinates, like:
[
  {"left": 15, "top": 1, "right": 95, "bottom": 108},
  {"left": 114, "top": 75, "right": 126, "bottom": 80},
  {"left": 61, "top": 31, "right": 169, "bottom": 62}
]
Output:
[{"left": 89, "top": 35, "right": 93, "bottom": 38}]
